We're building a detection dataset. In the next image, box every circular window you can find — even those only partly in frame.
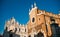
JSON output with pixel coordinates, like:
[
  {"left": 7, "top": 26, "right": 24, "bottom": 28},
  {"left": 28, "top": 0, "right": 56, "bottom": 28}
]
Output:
[{"left": 32, "top": 17, "right": 35, "bottom": 22}]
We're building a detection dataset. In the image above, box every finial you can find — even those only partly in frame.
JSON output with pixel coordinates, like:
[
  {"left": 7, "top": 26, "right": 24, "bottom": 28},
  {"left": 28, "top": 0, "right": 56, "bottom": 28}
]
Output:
[
  {"left": 31, "top": 4, "right": 33, "bottom": 8},
  {"left": 23, "top": 24, "right": 24, "bottom": 26},
  {"left": 17, "top": 21, "right": 19, "bottom": 24},
  {"left": 59, "top": 10, "right": 60, "bottom": 15},
  {"left": 34, "top": 2, "right": 36, "bottom": 7},
  {"left": 11, "top": 17, "right": 14, "bottom": 19},
  {"left": 29, "top": 8, "right": 30, "bottom": 12},
  {"left": 11, "top": 16, "right": 15, "bottom": 22},
  {"left": 20, "top": 24, "right": 21, "bottom": 26}
]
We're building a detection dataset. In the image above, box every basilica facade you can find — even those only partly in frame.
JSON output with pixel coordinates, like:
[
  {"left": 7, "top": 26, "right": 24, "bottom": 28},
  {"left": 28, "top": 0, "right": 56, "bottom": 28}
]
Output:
[{"left": 3, "top": 3, "right": 60, "bottom": 37}]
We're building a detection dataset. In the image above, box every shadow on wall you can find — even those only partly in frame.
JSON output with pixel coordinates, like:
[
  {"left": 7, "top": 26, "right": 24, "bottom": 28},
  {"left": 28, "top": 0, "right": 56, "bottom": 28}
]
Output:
[{"left": 3, "top": 29, "right": 20, "bottom": 37}]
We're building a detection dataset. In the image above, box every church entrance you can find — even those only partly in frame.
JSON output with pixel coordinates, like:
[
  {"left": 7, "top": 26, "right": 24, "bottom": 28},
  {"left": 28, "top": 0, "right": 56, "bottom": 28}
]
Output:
[
  {"left": 50, "top": 19, "right": 60, "bottom": 37},
  {"left": 34, "top": 32, "right": 44, "bottom": 37},
  {"left": 9, "top": 30, "right": 13, "bottom": 37},
  {"left": 50, "top": 23, "right": 60, "bottom": 37}
]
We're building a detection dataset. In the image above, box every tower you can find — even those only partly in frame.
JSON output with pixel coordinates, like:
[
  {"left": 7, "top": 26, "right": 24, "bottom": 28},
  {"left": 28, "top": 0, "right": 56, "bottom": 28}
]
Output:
[{"left": 29, "top": 2, "right": 38, "bottom": 27}]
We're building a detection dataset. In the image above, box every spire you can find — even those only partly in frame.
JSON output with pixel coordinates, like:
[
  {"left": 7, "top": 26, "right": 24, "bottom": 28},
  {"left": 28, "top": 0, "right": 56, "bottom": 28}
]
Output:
[
  {"left": 58, "top": 10, "right": 60, "bottom": 15},
  {"left": 20, "top": 24, "right": 21, "bottom": 26},
  {"left": 11, "top": 17, "right": 14, "bottom": 19},
  {"left": 10, "top": 17, "right": 15, "bottom": 23},
  {"left": 31, "top": 4, "right": 33, "bottom": 8},
  {"left": 17, "top": 21, "right": 19, "bottom": 25},
  {"left": 31, "top": 2, "right": 37, "bottom": 9},
  {"left": 34, "top": 2, "right": 37, "bottom": 7},
  {"left": 29, "top": 8, "right": 30, "bottom": 12}
]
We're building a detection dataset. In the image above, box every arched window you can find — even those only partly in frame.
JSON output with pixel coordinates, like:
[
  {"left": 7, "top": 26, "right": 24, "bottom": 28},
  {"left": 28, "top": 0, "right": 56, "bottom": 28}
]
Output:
[
  {"left": 28, "top": 35, "right": 31, "bottom": 37},
  {"left": 15, "top": 28, "right": 17, "bottom": 33},
  {"left": 50, "top": 17, "right": 55, "bottom": 22},
  {"left": 25, "top": 28, "right": 26, "bottom": 32},
  {"left": 32, "top": 17, "right": 35, "bottom": 22},
  {"left": 19, "top": 28, "right": 20, "bottom": 32},
  {"left": 36, "top": 32, "right": 44, "bottom": 37}
]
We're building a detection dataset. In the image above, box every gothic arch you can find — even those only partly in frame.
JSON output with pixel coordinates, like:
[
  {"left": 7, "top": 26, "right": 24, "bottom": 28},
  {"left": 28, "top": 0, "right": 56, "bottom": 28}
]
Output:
[
  {"left": 34, "top": 29, "right": 46, "bottom": 37},
  {"left": 9, "top": 30, "right": 13, "bottom": 37},
  {"left": 36, "top": 32, "right": 44, "bottom": 37},
  {"left": 50, "top": 21, "right": 60, "bottom": 37}
]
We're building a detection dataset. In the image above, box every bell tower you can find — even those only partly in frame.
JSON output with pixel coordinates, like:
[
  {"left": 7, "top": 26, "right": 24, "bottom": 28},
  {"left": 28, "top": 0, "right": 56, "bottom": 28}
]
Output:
[{"left": 29, "top": 2, "right": 38, "bottom": 27}]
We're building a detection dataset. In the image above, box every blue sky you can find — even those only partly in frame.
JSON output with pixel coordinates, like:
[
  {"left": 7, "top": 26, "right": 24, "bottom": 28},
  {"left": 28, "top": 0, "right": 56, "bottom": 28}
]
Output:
[{"left": 0, "top": 0, "right": 60, "bottom": 34}]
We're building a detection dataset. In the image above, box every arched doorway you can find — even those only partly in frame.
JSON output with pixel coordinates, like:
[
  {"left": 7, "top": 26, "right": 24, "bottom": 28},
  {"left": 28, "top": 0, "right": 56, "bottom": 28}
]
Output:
[
  {"left": 35, "top": 32, "right": 44, "bottom": 37},
  {"left": 51, "top": 23, "right": 59, "bottom": 37},
  {"left": 50, "top": 19, "right": 60, "bottom": 37},
  {"left": 9, "top": 30, "right": 13, "bottom": 37}
]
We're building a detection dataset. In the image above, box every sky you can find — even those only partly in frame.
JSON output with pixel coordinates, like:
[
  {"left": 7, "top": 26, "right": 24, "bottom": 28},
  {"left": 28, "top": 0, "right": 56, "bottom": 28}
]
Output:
[{"left": 0, "top": 0, "right": 60, "bottom": 34}]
